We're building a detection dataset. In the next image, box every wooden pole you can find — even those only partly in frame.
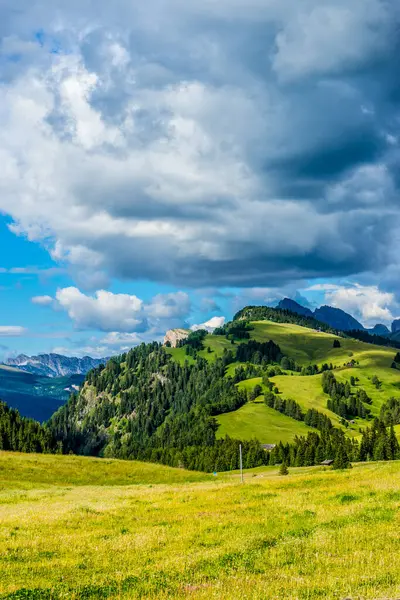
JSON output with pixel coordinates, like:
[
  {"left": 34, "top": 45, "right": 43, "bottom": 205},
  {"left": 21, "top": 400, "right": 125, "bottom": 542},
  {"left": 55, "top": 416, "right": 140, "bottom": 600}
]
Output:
[{"left": 239, "top": 444, "right": 243, "bottom": 483}]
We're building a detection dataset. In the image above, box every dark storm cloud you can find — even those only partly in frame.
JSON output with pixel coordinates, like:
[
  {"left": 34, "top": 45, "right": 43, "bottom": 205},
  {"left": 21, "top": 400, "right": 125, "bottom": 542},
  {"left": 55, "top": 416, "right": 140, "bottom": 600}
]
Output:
[{"left": 0, "top": 0, "right": 400, "bottom": 289}]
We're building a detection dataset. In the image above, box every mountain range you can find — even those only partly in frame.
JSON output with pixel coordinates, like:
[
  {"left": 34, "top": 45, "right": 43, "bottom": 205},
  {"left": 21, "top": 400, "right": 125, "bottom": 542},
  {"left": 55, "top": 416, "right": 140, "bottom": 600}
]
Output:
[
  {"left": 4, "top": 353, "right": 107, "bottom": 378},
  {"left": 0, "top": 354, "right": 107, "bottom": 421},
  {"left": 277, "top": 298, "right": 394, "bottom": 336}
]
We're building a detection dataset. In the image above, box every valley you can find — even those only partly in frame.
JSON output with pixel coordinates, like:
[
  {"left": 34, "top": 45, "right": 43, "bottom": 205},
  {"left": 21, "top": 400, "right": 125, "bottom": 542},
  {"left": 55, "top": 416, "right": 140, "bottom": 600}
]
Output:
[{"left": 0, "top": 365, "right": 84, "bottom": 421}]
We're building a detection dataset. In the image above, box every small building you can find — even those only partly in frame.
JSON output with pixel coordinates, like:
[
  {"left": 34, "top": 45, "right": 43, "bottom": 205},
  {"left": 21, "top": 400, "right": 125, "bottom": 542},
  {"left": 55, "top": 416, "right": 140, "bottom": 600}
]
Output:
[
  {"left": 261, "top": 444, "right": 276, "bottom": 451},
  {"left": 320, "top": 459, "right": 334, "bottom": 466}
]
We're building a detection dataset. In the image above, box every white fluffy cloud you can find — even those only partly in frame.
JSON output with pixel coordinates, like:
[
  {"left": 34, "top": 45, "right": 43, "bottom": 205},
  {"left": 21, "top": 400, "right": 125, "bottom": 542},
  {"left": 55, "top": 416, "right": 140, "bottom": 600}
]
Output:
[
  {"left": 325, "top": 284, "right": 398, "bottom": 325},
  {"left": 191, "top": 316, "right": 225, "bottom": 332},
  {"left": 54, "top": 287, "right": 191, "bottom": 333},
  {"left": 31, "top": 295, "right": 53, "bottom": 306},
  {"left": 0, "top": 0, "right": 399, "bottom": 289},
  {"left": 0, "top": 326, "right": 27, "bottom": 337}
]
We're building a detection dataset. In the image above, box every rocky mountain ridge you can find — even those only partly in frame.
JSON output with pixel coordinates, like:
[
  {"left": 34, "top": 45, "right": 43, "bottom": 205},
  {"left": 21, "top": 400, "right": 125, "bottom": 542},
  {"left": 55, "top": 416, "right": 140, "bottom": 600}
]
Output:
[{"left": 4, "top": 353, "right": 107, "bottom": 378}]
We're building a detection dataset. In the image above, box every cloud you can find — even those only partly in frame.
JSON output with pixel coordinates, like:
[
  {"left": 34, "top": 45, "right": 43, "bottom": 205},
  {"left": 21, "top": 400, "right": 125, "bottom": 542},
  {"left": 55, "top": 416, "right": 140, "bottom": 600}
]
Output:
[
  {"left": 0, "top": 267, "right": 64, "bottom": 277},
  {"left": 272, "top": 1, "right": 393, "bottom": 81},
  {"left": 32, "top": 295, "right": 54, "bottom": 306},
  {"left": 0, "top": 1, "right": 400, "bottom": 290},
  {"left": 306, "top": 284, "right": 342, "bottom": 292},
  {"left": 191, "top": 316, "right": 225, "bottom": 332},
  {"left": 54, "top": 287, "right": 191, "bottom": 333},
  {"left": 0, "top": 326, "right": 27, "bottom": 337},
  {"left": 56, "top": 287, "right": 144, "bottom": 332},
  {"left": 325, "top": 284, "right": 398, "bottom": 325}
]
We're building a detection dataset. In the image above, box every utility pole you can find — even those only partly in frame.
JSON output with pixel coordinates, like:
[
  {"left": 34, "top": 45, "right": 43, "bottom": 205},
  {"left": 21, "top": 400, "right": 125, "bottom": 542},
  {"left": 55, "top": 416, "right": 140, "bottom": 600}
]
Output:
[{"left": 239, "top": 444, "right": 243, "bottom": 483}]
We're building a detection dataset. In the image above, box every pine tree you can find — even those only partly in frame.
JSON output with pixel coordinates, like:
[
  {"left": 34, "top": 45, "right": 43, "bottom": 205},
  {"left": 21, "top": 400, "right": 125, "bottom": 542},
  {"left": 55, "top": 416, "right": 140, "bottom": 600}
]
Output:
[
  {"left": 389, "top": 424, "right": 400, "bottom": 459},
  {"left": 279, "top": 462, "right": 289, "bottom": 476},
  {"left": 333, "top": 443, "right": 351, "bottom": 469}
]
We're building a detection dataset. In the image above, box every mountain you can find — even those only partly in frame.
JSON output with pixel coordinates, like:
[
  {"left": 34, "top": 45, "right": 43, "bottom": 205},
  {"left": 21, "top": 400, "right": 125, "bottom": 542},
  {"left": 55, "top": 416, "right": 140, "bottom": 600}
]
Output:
[
  {"left": 0, "top": 365, "right": 84, "bottom": 421},
  {"left": 4, "top": 353, "right": 106, "bottom": 378},
  {"left": 275, "top": 298, "right": 365, "bottom": 332},
  {"left": 313, "top": 306, "right": 365, "bottom": 331},
  {"left": 368, "top": 324, "right": 391, "bottom": 336},
  {"left": 277, "top": 298, "right": 314, "bottom": 318},
  {"left": 392, "top": 319, "right": 400, "bottom": 334}
]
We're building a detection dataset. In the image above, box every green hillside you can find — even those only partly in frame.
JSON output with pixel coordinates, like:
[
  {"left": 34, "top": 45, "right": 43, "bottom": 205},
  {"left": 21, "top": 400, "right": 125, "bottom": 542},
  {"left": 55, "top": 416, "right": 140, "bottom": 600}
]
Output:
[
  {"left": 8, "top": 309, "right": 395, "bottom": 473},
  {"left": 217, "top": 398, "right": 314, "bottom": 443},
  {"left": 214, "top": 320, "right": 400, "bottom": 444},
  {"left": 3, "top": 451, "right": 400, "bottom": 599}
]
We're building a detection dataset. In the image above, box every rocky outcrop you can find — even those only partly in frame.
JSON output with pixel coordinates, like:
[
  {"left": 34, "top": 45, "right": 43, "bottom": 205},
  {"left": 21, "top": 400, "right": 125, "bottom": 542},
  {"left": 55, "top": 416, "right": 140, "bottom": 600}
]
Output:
[{"left": 163, "top": 329, "right": 189, "bottom": 348}]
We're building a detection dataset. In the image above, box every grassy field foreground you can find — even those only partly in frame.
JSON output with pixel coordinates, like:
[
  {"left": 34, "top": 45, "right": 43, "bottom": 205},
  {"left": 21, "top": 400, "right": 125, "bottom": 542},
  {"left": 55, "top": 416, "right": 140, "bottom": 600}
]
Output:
[{"left": 2, "top": 453, "right": 400, "bottom": 598}]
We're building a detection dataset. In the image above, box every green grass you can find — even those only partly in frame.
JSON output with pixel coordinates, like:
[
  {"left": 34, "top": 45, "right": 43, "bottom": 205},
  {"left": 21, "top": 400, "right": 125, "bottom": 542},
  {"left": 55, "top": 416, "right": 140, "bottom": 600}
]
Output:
[
  {"left": 165, "top": 346, "right": 196, "bottom": 365},
  {"left": 3, "top": 452, "right": 400, "bottom": 599},
  {"left": 166, "top": 334, "right": 233, "bottom": 365},
  {"left": 250, "top": 320, "right": 398, "bottom": 367},
  {"left": 217, "top": 399, "right": 313, "bottom": 443},
  {"left": 0, "top": 452, "right": 211, "bottom": 490},
  {"left": 270, "top": 373, "right": 358, "bottom": 431}
]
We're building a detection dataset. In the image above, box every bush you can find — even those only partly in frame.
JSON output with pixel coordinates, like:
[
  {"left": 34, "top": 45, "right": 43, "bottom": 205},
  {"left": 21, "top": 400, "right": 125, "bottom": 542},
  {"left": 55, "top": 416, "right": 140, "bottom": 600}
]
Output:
[{"left": 279, "top": 462, "right": 289, "bottom": 476}]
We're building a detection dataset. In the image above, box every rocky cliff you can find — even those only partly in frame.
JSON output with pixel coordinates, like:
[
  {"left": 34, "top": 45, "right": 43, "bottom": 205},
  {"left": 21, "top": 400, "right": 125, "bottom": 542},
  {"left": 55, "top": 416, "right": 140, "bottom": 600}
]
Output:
[{"left": 163, "top": 329, "right": 190, "bottom": 348}]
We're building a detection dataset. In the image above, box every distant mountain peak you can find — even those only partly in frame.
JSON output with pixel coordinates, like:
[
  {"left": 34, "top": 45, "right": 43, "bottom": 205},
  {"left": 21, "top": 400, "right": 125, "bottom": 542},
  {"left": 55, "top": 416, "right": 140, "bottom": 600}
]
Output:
[
  {"left": 277, "top": 298, "right": 313, "bottom": 318},
  {"left": 4, "top": 353, "right": 107, "bottom": 378},
  {"left": 276, "top": 298, "right": 365, "bottom": 332},
  {"left": 392, "top": 319, "right": 400, "bottom": 334},
  {"left": 313, "top": 305, "right": 364, "bottom": 331},
  {"left": 368, "top": 324, "right": 390, "bottom": 336}
]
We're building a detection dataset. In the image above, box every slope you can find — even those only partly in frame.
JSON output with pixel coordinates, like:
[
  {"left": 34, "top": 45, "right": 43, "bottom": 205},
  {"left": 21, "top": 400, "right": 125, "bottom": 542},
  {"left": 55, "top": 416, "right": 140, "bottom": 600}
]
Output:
[
  {"left": 217, "top": 397, "right": 314, "bottom": 443},
  {"left": 215, "top": 320, "right": 400, "bottom": 442}
]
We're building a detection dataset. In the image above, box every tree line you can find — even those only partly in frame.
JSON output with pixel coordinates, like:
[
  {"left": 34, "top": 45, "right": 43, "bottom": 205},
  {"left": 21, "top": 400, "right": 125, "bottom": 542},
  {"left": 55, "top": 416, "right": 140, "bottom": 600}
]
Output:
[
  {"left": 232, "top": 306, "right": 337, "bottom": 334},
  {"left": 0, "top": 401, "right": 57, "bottom": 453},
  {"left": 264, "top": 391, "right": 333, "bottom": 432},
  {"left": 322, "top": 371, "right": 371, "bottom": 420}
]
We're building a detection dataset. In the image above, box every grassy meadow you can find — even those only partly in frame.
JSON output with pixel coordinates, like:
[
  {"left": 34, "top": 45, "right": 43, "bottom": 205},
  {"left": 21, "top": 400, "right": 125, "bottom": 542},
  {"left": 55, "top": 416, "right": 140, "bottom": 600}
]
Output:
[
  {"left": 216, "top": 399, "right": 313, "bottom": 443},
  {"left": 2, "top": 452, "right": 400, "bottom": 599}
]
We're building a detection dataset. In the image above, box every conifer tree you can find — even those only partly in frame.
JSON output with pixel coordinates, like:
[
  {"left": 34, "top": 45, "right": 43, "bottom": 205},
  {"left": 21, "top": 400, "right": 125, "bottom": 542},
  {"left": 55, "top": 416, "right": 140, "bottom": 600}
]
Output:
[
  {"left": 333, "top": 443, "right": 351, "bottom": 469},
  {"left": 279, "top": 462, "right": 289, "bottom": 476}
]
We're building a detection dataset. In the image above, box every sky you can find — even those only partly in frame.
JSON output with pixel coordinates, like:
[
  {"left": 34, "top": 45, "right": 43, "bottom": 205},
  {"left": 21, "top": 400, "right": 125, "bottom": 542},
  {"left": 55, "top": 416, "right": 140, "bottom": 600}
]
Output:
[{"left": 1, "top": 0, "right": 400, "bottom": 358}]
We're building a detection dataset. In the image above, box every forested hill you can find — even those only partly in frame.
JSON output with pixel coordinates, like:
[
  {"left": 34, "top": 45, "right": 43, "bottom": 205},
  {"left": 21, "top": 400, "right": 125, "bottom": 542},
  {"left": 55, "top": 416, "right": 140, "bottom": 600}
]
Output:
[
  {"left": 48, "top": 340, "right": 281, "bottom": 471},
  {"left": 3, "top": 307, "right": 400, "bottom": 471},
  {"left": 233, "top": 305, "right": 337, "bottom": 334}
]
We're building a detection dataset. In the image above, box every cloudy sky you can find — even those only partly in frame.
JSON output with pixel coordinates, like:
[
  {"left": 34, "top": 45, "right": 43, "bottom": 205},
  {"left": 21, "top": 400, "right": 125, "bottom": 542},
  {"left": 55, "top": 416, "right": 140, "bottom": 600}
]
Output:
[{"left": 1, "top": 0, "right": 400, "bottom": 357}]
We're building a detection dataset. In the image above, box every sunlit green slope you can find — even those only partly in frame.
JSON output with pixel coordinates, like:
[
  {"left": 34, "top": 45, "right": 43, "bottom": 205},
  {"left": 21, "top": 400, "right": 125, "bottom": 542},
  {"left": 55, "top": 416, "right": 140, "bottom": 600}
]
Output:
[{"left": 213, "top": 320, "right": 400, "bottom": 443}]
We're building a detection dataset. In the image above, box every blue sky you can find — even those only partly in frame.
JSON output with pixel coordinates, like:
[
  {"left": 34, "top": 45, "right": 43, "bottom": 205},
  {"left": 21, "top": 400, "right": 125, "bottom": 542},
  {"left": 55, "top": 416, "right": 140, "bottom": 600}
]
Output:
[{"left": 1, "top": 0, "right": 400, "bottom": 357}]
